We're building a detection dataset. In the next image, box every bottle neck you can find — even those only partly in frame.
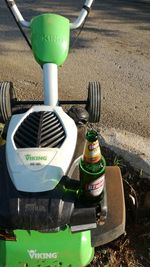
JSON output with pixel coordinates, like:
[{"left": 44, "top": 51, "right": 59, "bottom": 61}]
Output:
[
  {"left": 85, "top": 130, "right": 98, "bottom": 142},
  {"left": 83, "top": 139, "right": 102, "bottom": 164}
]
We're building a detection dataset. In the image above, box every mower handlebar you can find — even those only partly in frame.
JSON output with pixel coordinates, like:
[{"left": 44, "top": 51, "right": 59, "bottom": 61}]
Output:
[
  {"left": 70, "top": 0, "right": 94, "bottom": 29},
  {"left": 6, "top": 0, "right": 30, "bottom": 27},
  {"left": 6, "top": 0, "right": 94, "bottom": 29}
]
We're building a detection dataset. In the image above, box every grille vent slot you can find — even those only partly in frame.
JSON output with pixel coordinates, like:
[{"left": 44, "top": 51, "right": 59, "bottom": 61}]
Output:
[{"left": 14, "top": 111, "right": 66, "bottom": 148}]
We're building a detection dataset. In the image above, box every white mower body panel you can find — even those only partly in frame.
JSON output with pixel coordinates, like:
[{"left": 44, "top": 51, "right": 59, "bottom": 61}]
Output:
[{"left": 6, "top": 106, "right": 77, "bottom": 192}]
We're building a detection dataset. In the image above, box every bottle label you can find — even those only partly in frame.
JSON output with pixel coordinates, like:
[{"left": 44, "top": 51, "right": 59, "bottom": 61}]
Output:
[
  {"left": 83, "top": 140, "right": 102, "bottom": 163},
  {"left": 85, "top": 174, "right": 105, "bottom": 197}
]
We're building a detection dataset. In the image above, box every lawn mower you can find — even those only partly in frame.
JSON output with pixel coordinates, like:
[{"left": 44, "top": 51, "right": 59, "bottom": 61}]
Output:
[{"left": 0, "top": 0, "right": 125, "bottom": 266}]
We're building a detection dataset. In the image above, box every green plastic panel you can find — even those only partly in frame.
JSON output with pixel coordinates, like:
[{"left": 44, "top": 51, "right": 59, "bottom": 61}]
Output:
[
  {"left": 31, "top": 14, "right": 70, "bottom": 66},
  {"left": 0, "top": 228, "right": 94, "bottom": 267}
]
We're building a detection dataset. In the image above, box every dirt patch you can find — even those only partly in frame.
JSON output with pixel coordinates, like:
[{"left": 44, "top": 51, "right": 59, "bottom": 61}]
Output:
[{"left": 89, "top": 146, "right": 150, "bottom": 267}]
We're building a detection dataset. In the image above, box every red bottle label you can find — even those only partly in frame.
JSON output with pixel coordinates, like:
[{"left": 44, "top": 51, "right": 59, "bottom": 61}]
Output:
[{"left": 85, "top": 174, "right": 105, "bottom": 196}]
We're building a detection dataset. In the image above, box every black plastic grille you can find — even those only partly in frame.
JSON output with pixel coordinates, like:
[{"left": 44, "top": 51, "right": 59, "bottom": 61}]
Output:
[{"left": 14, "top": 111, "right": 66, "bottom": 148}]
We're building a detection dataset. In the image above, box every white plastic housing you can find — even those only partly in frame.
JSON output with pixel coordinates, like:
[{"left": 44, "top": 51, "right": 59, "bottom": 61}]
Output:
[{"left": 6, "top": 105, "right": 77, "bottom": 192}]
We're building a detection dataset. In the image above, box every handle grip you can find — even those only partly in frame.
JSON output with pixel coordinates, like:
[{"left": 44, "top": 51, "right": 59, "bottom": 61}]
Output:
[{"left": 70, "top": 0, "right": 95, "bottom": 29}]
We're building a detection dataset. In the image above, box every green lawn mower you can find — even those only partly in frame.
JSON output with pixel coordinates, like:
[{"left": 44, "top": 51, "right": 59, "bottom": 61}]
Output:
[{"left": 0, "top": 1, "right": 125, "bottom": 266}]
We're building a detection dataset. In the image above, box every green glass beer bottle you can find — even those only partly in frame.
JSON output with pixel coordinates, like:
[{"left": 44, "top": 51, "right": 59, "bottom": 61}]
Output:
[{"left": 79, "top": 130, "right": 106, "bottom": 205}]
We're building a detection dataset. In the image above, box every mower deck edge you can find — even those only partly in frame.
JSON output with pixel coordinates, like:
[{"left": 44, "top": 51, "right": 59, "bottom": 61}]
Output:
[{"left": 91, "top": 166, "right": 126, "bottom": 247}]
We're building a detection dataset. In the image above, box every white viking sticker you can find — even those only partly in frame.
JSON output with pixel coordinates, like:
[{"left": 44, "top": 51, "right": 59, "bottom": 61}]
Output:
[{"left": 27, "top": 250, "right": 58, "bottom": 259}]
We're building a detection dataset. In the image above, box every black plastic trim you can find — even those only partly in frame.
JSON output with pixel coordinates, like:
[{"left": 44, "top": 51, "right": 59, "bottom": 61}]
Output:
[
  {"left": 7, "top": 0, "right": 15, "bottom": 7},
  {"left": 83, "top": 5, "right": 90, "bottom": 14},
  {"left": 14, "top": 111, "right": 66, "bottom": 148}
]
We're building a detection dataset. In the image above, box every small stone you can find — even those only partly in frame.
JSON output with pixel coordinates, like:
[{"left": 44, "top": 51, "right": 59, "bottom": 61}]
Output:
[{"left": 101, "top": 249, "right": 107, "bottom": 255}]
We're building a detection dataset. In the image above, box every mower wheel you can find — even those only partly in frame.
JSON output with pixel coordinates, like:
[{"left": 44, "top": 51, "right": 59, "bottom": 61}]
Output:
[
  {"left": 0, "top": 81, "right": 14, "bottom": 123},
  {"left": 86, "top": 81, "right": 101, "bottom": 123}
]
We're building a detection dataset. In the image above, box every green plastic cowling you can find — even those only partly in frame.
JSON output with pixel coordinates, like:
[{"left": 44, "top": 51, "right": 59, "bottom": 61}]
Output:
[
  {"left": 31, "top": 14, "right": 70, "bottom": 66},
  {"left": 0, "top": 228, "right": 94, "bottom": 266}
]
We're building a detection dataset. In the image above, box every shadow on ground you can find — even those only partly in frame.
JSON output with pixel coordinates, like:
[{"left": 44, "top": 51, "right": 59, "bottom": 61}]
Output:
[{"left": 0, "top": 0, "right": 150, "bottom": 51}]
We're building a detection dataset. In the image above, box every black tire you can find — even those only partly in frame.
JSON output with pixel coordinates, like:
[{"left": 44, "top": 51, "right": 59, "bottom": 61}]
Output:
[
  {"left": 0, "top": 81, "right": 14, "bottom": 123},
  {"left": 86, "top": 81, "right": 101, "bottom": 123}
]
